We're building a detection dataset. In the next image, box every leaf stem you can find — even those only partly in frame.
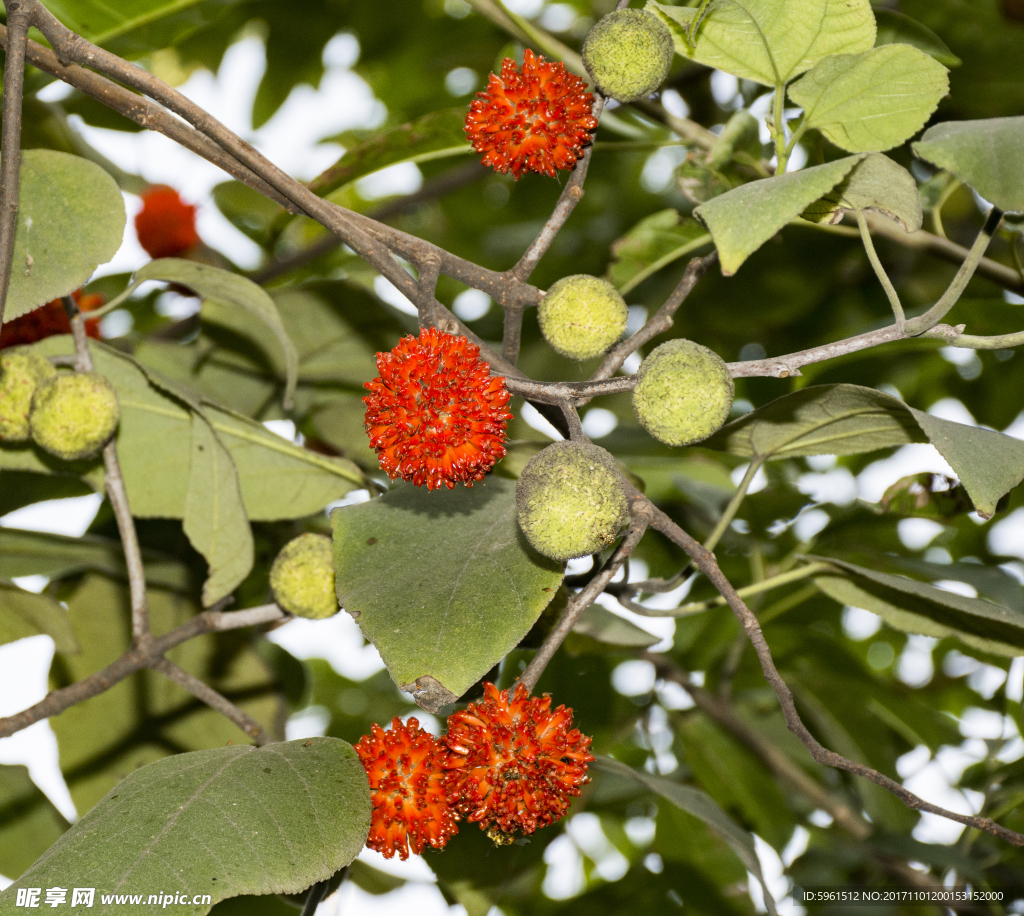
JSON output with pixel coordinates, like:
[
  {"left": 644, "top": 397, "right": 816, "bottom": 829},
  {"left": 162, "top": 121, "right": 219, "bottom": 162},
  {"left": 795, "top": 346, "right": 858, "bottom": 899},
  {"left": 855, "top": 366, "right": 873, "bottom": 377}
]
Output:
[
  {"left": 704, "top": 458, "right": 762, "bottom": 553},
  {"left": 772, "top": 85, "right": 789, "bottom": 173},
  {"left": 856, "top": 209, "right": 905, "bottom": 327}
]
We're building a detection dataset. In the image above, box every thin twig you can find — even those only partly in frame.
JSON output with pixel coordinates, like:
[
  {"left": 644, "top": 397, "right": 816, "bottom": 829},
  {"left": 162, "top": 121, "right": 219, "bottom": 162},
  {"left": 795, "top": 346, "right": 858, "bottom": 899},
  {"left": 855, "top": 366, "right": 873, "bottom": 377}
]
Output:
[
  {"left": 151, "top": 657, "right": 270, "bottom": 745},
  {"left": 0, "top": 0, "right": 30, "bottom": 326},
  {"left": 517, "top": 499, "right": 650, "bottom": 694},
  {"left": 638, "top": 490, "right": 1024, "bottom": 848}
]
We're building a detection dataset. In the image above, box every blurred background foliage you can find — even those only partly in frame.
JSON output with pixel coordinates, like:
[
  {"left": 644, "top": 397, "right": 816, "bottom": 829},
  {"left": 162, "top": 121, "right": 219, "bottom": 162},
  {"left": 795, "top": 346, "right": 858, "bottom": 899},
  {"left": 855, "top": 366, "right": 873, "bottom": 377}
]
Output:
[{"left": 2, "top": 0, "right": 1024, "bottom": 912}]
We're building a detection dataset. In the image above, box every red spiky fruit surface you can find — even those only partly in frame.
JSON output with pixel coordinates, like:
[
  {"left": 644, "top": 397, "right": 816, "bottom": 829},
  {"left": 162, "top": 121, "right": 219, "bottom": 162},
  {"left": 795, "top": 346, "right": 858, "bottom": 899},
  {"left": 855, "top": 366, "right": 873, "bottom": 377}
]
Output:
[
  {"left": 363, "top": 327, "right": 511, "bottom": 490},
  {"left": 465, "top": 49, "right": 598, "bottom": 179},
  {"left": 0, "top": 290, "right": 104, "bottom": 349},
  {"left": 355, "top": 716, "right": 459, "bottom": 860},
  {"left": 134, "top": 185, "right": 200, "bottom": 259},
  {"left": 443, "top": 683, "right": 594, "bottom": 835}
]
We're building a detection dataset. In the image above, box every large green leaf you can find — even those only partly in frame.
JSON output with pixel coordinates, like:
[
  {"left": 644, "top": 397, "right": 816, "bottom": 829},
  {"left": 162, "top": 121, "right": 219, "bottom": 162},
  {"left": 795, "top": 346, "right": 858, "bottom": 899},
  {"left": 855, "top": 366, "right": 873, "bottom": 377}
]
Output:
[
  {"left": 50, "top": 574, "right": 286, "bottom": 815},
  {"left": 133, "top": 259, "right": 300, "bottom": 409},
  {"left": 788, "top": 45, "right": 949, "bottom": 153},
  {"left": 0, "top": 738, "right": 369, "bottom": 914},
  {"left": 592, "top": 757, "right": 779, "bottom": 916},
  {"left": 873, "top": 9, "right": 961, "bottom": 67},
  {"left": 3, "top": 150, "right": 125, "bottom": 322},
  {"left": 812, "top": 557, "right": 1024, "bottom": 657},
  {"left": 0, "top": 580, "right": 77, "bottom": 653},
  {"left": 0, "top": 529, "right": 189, "bottom": 590},
  {"left": 32, "top": 338, "right": 363, "bottom": 520},
  {"left": 42, "top": 0, "right": 246, "bottom": 59},
  {"left": 310, "top": 108, "right": 473, "bottom": 200},
  {"left": 0, "top": 766, "right": 69, "bottom": 881},
  {"left": 183, "top": 414, "right": 254, "bottom": 607},
  {"left": 706, "top": 384, "right": 1024, "bottom": 517},
  {"left": 648, "top": 0, "right": 876, "bottom": 87},
  {"left": 912, "top": 117, "right": 1024, "bottom": 214},
  {"left": 331, "top": 478, "right": 564, "bottom": 711},
  {"left": 606, "top": 210, "right": 712, "bottom": 295},
  {"left": 694, "top": 156, "right": 862, "bottom": 274},
  {"left": 802, "top": 153, "right": 923, "bottom": 231}
]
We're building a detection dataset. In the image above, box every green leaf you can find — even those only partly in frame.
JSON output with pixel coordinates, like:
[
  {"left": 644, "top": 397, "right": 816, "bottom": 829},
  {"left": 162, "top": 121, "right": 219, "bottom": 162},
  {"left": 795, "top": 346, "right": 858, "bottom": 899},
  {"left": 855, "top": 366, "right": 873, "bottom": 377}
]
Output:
[
  {"left": 0, "top": 765, "right": 69, "bottom": 881},
  {"left": 4, "top": 150, "right": 125, "bottom": 322},
  {"left": 212, "top": 181, "right": 285, "bottom": 245},
  {"left": 912, "top": 117, "right": 1024, "bottom": 214},
  {"left": 694, "top": 156, "right": 863, "bottom": 274},
  {"left": 704, "top": 384, "right": 1024, "bottom": 517},
  {"left": 133, "top": 259, "right": 300, "bottom": 410},
  {"left": 873, "top": 9, "right": 962, "bottom": 67},
  {"left": 310, "top": 108, "right": 473, "bottom": 200},
  {"left": 0, "top": 528, "right": 189, "bottom": 590},
  {"left": 592, "top": 756, "right": 779, "bottom": 916},
  {"left": 49, "top": 574, "right": 287, "bottom": 815},
  {"left": 183, "top": 415, "right": 254, "bottom": 607},
  {"left": 0, "top": 471, "right": 94, "bottom": 518},
  {"left": 331, "top": 478, "right": 564, "bottom": 711},
  {"left": 812, "top": 557, "right": 1024, "bottom": 657},
  {"left": 1, "top": 738, "right": 370, "bottom": 912},
  {"left": 572, "top": 605, "right": 660, "bottom": 648},
  {"left": 0, "top": 580, "right": 77, "bottom": 653},
  {"left": 788, "top": 45, "right": 949, "bottom": 153},
  {"left": 41, "top": 0, "right": 246, "bottom": 59},
  {"left": 802, "top": 153, "right": 923, "bottom": 231},
  {"left": 606, "top": 210, "right": 712, "bottom": 294},
  {"left": 32, "top": 337, "right": 363, "bottom": 520},
  {"left": 647, "top": 0, "right": 876, "bottom": 87}
]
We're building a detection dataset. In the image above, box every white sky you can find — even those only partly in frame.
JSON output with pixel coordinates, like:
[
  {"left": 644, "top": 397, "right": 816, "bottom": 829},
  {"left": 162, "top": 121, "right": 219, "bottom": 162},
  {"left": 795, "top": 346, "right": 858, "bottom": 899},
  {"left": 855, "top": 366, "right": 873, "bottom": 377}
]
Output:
[{"left": 4, "top": 12, "right": 1024, "bottom": 910}]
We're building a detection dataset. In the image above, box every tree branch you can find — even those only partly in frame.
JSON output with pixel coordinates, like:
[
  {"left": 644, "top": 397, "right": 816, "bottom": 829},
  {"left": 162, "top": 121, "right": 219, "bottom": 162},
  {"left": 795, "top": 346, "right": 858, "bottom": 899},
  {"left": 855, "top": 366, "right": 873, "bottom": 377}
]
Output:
[
  {"left": 637, "top": 489, "right": 1024, "bottom": 847},
  {"left": 0, "top": 0, "right": 30, "bottom": 327},
  {"left": 151, "top": 657, "right": 270, "bottom": 746}
]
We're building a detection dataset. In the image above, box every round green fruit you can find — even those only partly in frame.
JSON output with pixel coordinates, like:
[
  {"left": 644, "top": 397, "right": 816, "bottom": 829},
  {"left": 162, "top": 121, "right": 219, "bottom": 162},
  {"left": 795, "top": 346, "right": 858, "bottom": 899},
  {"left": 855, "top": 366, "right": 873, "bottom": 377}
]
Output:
[
  {"left": 0, "top": 348, "right": 57, "bottom": 442},
  {"left": 516, "top": 441, "right": 629, "bottom": 562},
  {"left": 582, "top": 10, "right": 674, "bottom": 103},
  {"left": 270, "top": 533, "right": 338, "bottom": 619},
  {"left": 538, "top": 275, "right": 628, "bottom": 361},
  {"left": 632, "top": 339, "right": 734, "bottom": 446},
  {"left": 29, "top": 371, "right": 120, "bottom": 460}
]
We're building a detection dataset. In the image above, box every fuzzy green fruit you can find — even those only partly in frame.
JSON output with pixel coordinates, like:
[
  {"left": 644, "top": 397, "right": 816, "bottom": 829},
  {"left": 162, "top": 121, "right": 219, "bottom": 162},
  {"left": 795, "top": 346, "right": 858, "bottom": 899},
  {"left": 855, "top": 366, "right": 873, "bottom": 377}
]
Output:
[
  {"left": 582, "top": 10, "right": 673, "bottom": 103},
  {"left": 538, "top": 275, "right": 628, "bottom": 361},
  {"left": 516, "top": 441, "right": 629, "bottom": 562},
  {"left": 0, "top": 348, "right": 57, "bottom": 441},
  {"left": 633, "top": 339, "right": 734, "bottom": 446},
  {"left": 29, "top": 371, "right": 120, "bottom": 460},
  {"left": 270, "top": 533, "right": 338, "bottom": 619}
]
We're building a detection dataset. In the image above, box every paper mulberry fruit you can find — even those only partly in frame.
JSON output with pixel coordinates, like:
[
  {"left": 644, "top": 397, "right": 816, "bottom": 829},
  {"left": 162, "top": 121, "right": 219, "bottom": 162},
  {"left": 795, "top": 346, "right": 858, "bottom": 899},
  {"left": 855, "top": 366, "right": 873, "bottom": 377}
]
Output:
[
  {"left": 355, "top": 717, "right": 459, "bottom": 860},
  {"left": 583, "top": 10, "right": 674, "bottom": 103},
  {"left": 443, "top": 682, "right": 593, "bottom": 835},
  {"left": 516, "top": 441, "right": 629, "bottom": 561},
  {"left": 0, "top": 348, "right": 57, "bottom": 441},
  {"left": 0, "top": 290, "right": 104, "bottom": 350},
  {"left": 632, "top": 339, "right": 734, "bottom": 446},
  {"left": 29, "top": 372, "right": 120, "bottom": 461},
  {"left": 269, "top": 533, "right": 338, "bottom": 619},
  {"left": 465, "top": 49, "right": 598, "bottom": 179},
  {"left": 135, "top": 185, "right": 200, "bottom": 259},
  {"left": 538, "top": 275, "right": 628, "bottom": 360},
  {"left": 363, "top": 328, "right": 511, "bottom": 490}
]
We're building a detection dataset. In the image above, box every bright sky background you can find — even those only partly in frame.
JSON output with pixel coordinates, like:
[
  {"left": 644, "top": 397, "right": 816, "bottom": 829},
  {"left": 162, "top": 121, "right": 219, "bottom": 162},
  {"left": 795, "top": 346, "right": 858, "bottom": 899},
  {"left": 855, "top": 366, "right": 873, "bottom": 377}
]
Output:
[{"left": 3, "top": 6, "right": 1024, "bottom": 912}]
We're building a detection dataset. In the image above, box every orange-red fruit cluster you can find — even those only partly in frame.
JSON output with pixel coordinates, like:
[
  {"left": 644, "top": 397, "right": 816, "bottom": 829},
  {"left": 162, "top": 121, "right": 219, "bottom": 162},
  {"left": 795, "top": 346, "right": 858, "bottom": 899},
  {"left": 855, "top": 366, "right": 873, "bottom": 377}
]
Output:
[
  {"left": 0, "top": 290, "right": 104, "bottom": 350},
  {"left": 354, "top": 716, "right": 459, "bottom": 861},
  {"left": 465, "top": 49, "right": 598, "bottom": 179},
  {"left": 444, "top": 683, "right": 594, "bottom": 835},
  {"left": 134, "top": 185, "right": 200, "bottom": 259},
  {"left": 363, "top": 328, "right": 512, "bottom": 490},
  {"left": 355, "top": 686, "right": 592, "bottom": 860}
]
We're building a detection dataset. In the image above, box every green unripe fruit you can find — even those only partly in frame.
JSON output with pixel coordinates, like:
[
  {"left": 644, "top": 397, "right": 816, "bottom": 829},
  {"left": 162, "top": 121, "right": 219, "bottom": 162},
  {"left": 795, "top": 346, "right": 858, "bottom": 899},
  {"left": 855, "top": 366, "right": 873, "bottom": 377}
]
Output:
[
  {"left": 29, "top": 371, "right": 120, "bottom": 460},
  {"left": 582, "top": 10, "right": 673, "bottom": 103},
  {"left": 538, "top": 275, "right": 628, "bottom": 361},
  {"left": 270, "top": 533, "right": 338, "bottom": 619},
  {"left": 632, "top": 339, "right": 734, "bottom": 446},
  {"left": 0, "top": 348, "right": 57, "bottom": 441},
  {"left": 516, "top": 441, "right": 629, "bottom": 562}
]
